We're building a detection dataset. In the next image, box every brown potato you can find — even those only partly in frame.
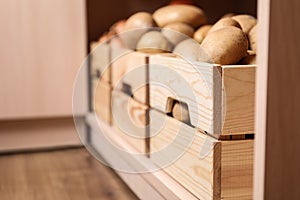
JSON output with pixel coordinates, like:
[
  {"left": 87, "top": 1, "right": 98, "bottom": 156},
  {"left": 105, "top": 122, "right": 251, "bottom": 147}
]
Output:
[
  {"left": 193, "top": 25, "right": 212, "bottom": 43},
  {"left": 208, "top": 18, "right": 241, "bottom": 34},
  {"left": 136, "top": 31, "right": 172, "bottom": 53},
  {"left": 109, "top": 19, "right": 126, "bottom": 35},
  {"left": 153, "top": 5, "right": 206, "bottom": 28},
  {"left": 248, "top": 24, "right": 257, "bottom": 52},
  {"left": 162, "top": 22, "right": 194, "bottom": 45},
  {"left": 200, "top": 26, "right": 249, "bottom": 65},
  {"left": 174, "top": 39, "right": 204, "bottom": 61},
  {"left": 221, "top": 13, "right": 236, "bottom": 19},
  {"left": 232, "top": 14, "right": 257, "bottom": 34},
  {"left": 124, "top": 12, "right": 156, "bottom": 31},
  {"left": 122, "top": 12, "right": 156, "bottom": 49}
]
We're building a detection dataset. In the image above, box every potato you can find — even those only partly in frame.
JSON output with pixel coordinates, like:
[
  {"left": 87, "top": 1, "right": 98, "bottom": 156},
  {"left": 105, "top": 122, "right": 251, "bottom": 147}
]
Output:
[
  {"left": 173, "top": 39, "right": 204, "bottom": 61},
  {"left": 136, "top": 31, "right": 172, "bottom": 53},
  {"left": 122, "top": 12, "right": 156, "bottom": 49},
  {"left": 221, "top": 13, "right": 236, "bottom": 19},
  {"left": 200, "top": 26, "right": 249, "bottom": 65},
  {"left": 153, "top": 5, "right": 206, "bottom": 28},
  {"left": 172, "top": 102, "right": 190, "bottom": 124},
  {"left": 232, "top": 14, "right": 257, "bottom": 34},
  {"left": 98, "top": 32, "right": 110, "bottom": 43},
  {"left": 193, "top": 25, "right": 212, "bottom": 43},
  {"left": 124, "top": 12, "right": 156, "bottom": 31},
  {"left": 162, "top": 22, "right": 194, "bottom": 45},
  {"left": 248, "top": 24, "right": 257, "bottom": 52},
  {"left": 109, "top": 19, "right": 126, "bottom": 35},
  {"left": 208, "top": 18, "right": 241, "bottom": 34}
]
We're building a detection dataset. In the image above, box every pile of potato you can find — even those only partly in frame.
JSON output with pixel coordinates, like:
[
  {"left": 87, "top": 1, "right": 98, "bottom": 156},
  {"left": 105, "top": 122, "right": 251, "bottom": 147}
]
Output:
[{"left": 97, "top": 4, "right": 257, "bottom": 65}]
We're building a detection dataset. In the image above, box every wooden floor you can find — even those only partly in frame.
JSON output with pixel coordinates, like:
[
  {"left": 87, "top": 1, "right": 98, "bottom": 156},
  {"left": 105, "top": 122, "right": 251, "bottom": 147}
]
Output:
[{"left": 0, "top": 148, "right": 139, "bottom": 200}]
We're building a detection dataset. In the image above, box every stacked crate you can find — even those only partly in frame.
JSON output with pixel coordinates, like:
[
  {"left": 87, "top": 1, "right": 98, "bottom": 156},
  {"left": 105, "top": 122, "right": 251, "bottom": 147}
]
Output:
[
  {"left": 148, "top": 54, "right": 255, "bottom": 199},
  {"left": 90, "top": 38, "right": 150, "bottom": 153},
  {"left": 91, "top": 43, "right": 256, "bottom": 199}
]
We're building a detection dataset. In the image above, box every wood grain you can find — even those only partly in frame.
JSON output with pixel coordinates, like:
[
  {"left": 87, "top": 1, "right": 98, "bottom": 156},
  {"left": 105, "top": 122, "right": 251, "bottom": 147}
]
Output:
[
  {"left": 149, "top": 55, "right": 256, "bottom": 136},
  {"left": 111, "top": 91, "right": 148, "bottom": 153},
  {"left": 257, "top": 0, "right": 300, "bottom": 199},
  {"left": 0, "top": 148, "right": 138, "bottom": 200},
  {"left": 221, "top": 66, "right": 256, "bottom": 135},
  {"left": 94, "top": 80, "right": 112, "bottom": 124},
  {"left": 149, "top": 55, "right": 217, "bottom": 133},
  {"left": 0, "top": 0, "right": 86, "bottom": 120},
  {"left": 150, "top": 110, "right": 254, "bottom": 199},
  {"left": 111, "top": 42, "right": 132, "bottom": 88},
  {"left": 254, "top": 0, "right": 270, "bottom": 198},
  {"left": 119, "top": 51, "right": 149, "bottom": 104},
  {"left": 90, "top": 41, "right": 110, "bottom": 80},
  {"left": 221, "top": 140, "right": 254, "bottom": 199},
  {"left": 150, "top": 110, "right": 218, "bottom": 200}
]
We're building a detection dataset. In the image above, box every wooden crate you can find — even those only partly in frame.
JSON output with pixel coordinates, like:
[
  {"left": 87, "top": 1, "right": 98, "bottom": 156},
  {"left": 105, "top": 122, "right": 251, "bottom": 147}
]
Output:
[
  {"left": 90, "top": 41, "right": 110, "bottom": 82},
  {"left": 149, "top": 54, "right": 256, "bottom": 136},
  {"left": 93, "top": 79, "right": 112, "bottom": 124},
  {"left": 149, "top": 109, "right": 253, "bottom": 200},
  {"left": 111, "top": 90, "right": 149, "bottom": 153},
  {"left": 110, "top": 50, "right": 150, "bottom": 105},
  {"left": 120, "top": 51, "right": 149, "bottom": 105}
]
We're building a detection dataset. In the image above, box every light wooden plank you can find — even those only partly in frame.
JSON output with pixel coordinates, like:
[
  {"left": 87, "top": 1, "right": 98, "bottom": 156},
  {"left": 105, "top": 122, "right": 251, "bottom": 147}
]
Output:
[
  {"left": 90, "top": 41, "right": 110, "bottom": 80},
  {"left": 149, "top": 55, "right": 256, "bottom": 136},
  {"left": 118, "top": 51, "right": 149, "bottom": 104},
  {"left": 94, "top": 80, "right": 112, "bottom": 124},
  {"left": 254, "top": 0, "right": 270, "bottom": 199},
  {"left": 221, "top": 66, "right": 256, "bottom": 135},
  {"left": 111, "top": 91, "right": 148, "bottom": 153},
  {"left": 150, "top": 109, "right": 219, "bottom": 200},
  {"left": 149, "top": 55, "right": 218, "bottom": 134},
  {"left": 110, "top": 42, "right": 132, "bottom": 88},
  {"left": 221, "top": 140, "right": 254, "bottom": 199},
  {"left": 150, "top": 110, "right": 254, "bottom": 199},
  {"left": 255, "top": 0, "right": 300, "bottom": 199}
]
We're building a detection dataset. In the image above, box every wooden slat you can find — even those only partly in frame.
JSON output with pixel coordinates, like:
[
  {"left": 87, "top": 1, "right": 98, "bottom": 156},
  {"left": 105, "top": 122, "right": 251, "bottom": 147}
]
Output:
[
  {"left": 90, "top": 41, "right": 110, "bottom": 80},
  {"left": 149, "top": 55, "right": 256, "bottom": 136},
  {"left": 255, "top": 0, "right": 300, "bottom": 199},
  {"left": 110, "top": 40, "right": 132, "bottom": 87},
  {"left": 221, "top": 140, "right": 254, "bottom": 199},
  {"left": 120, "top": 51, "right": 149, "bottom": 104},
  {"left": 94, "top": 80, "right": 112, "bottom": 124},
  {"left": 111, "top": 91, "right": 148, "bottom": 153},
  {"left": 221, "top": 66, "right": 256, "bottom": 135},
  {"left": 254, "top": 0, "right": 270, "bottom": 199},
  {"left": 150, "top": 110, "right": 254, "bottom": 199},
  {"left": 149, "top": 55, "right": 218, "bottom": 134},
  {"left": 150, "top": 109, "right": 219, "bottom": 200}
]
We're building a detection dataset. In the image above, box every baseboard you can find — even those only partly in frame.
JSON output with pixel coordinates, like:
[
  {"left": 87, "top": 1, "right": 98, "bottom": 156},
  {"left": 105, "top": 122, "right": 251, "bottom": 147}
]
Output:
[{"left": 0, "top": 116, "right": 85, "bottom": 153}]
